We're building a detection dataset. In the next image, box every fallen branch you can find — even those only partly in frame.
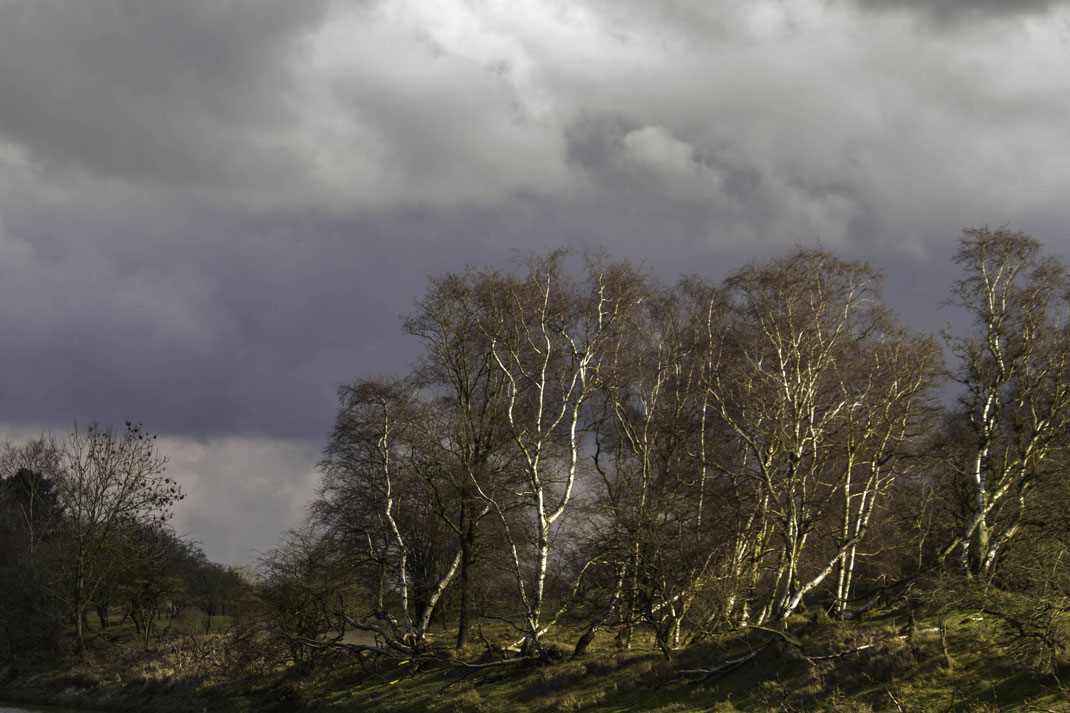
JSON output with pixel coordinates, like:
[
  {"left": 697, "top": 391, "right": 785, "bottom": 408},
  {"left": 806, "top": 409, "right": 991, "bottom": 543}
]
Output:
[
  {"left": 338, "top": 612, "right": 419, "bottom": 657},
  {"left": 293, "top": 636, "right": 404, "bottom": 659},
  {"left": 806, "top": 643, "right": 874, "bottom": 661},
  {"left": 677, "top": 640, "right": 773, "bottom": 682},
  {"left": 676, "top": 626, "right": 899, "bottom": 683},
  {"left": 437, "top": 667, "right": 479, "bottom": 692},
  {"left": 456, "top": 655, "right": 537, "bottom": 669}
]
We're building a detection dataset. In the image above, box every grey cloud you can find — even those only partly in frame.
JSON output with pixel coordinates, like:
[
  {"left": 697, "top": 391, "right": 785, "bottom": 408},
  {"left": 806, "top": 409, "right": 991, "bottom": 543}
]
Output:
[
  {"left": 562, "top": 111, "right": 874, "bottom": 257},
  {"left": 564, "top": 112, "right": 641, "bottom": 175},
  {"left": 0, "top": 204, "right": 426, "bottom": 439},
  {"left": 576, "top": 1, "right": 762, "bottom": 45},
  {"left": 0, "top": 0, "right": 330, "bottom": 185},
  {"left": 165, "top": 436, "right": 321, "bottom": 565},
  {"left": 5, "top": 0, "right": 1070, "bottom": 562},
  {"left": 851, "top": 0, "right": 1056, "bottom": 25},
  {"left": 0, "top": 182, "right": 713, "bottom": 441}
]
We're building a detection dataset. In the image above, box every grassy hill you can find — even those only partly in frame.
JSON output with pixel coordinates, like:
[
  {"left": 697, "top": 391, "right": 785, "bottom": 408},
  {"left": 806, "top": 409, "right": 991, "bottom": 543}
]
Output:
[
  {"left": 5, "top": 599, "right": 1070, "bottom": 713},
  {"left": 284, "top": 609, "right": 1068, "bottom": 713}
]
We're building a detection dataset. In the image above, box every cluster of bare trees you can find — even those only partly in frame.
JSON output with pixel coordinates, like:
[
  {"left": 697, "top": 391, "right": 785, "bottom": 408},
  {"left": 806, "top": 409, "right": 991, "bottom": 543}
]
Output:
[
  {"left": 0, "top": 423, "right": 247, "bottom": 660},
  {"left": 4, "top": 226, "right": 1066, "bottom": 670},
  {"left": 274, "top": 227, "right": 1070, "bottom": 661}
]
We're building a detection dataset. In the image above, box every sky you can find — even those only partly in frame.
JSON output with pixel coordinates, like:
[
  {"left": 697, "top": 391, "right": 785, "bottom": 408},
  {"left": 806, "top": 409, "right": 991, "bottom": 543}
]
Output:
[{"left": 2, "top": 0, "right": 1069, "bottom": 565}]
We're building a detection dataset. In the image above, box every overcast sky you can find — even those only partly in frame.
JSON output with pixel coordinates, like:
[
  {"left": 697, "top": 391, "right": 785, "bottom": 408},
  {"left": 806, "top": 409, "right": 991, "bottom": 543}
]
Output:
[{"left": 2, "top": 0, "right": 1069, "bottom": 565}]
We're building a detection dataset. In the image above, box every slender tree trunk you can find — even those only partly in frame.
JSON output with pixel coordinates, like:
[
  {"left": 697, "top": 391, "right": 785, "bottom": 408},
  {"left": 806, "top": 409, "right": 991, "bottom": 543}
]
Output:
[
  {"left": 74, "top": 613, "right": 86, "bottom": 655},
  {"left": 96, "top": 602, "right": 110, "bottom": 629},
  {"left": 73, "top": 572, "right": 87, "bottom": 655},
  {"left": 456, "top": 522, "right": 475, "bottom": 649}
]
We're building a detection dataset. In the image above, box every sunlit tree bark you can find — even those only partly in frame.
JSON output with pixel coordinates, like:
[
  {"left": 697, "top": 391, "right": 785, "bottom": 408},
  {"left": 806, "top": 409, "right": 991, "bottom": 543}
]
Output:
[
  {"left": 829, "top": 334, "right": 941, "bottom": 616},
  {"left": 475, "top": 251, "right": 644, "bottom": 655},
  {"left": 707, "top": 249, "right": 924, "bottom": 622},
  {"left": 594, "top": 279, "right": 721, "bottom": 654},
  {"left": 318, "top": 377, "right": 460, "bottom": 655},
  {"left": 942, "top": 227, "right": 1070, "bottom": 579}
]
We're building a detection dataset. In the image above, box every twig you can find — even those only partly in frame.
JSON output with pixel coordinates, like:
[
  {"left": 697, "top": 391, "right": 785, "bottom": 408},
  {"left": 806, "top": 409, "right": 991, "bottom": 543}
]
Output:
[{"left": 861, "top": 671, "right": 906, "bottom": 713}]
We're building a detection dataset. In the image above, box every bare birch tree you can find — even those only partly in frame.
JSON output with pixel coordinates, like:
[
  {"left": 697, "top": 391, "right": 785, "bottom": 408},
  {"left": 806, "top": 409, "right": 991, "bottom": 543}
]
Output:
[
  {"left": 593, "top": 279, "right": 720, "bottom": 654},
  {"left": 829, "top": 333, "right": 941, "bottom": 616},
  {"left": 943, "top": 227, "right": 1070, "bottom": 579},
  {"left": 403, "top": 269, "right": 515, "bottom": 648},
  {"left": 318, "top": 377, "right": 459, "bottom": 656},
  {"left": 707, "top": 249, "right": 922, "bottom": 622},
  {"left": 474, "top": 251, "right": 644, "bottom": 655}
]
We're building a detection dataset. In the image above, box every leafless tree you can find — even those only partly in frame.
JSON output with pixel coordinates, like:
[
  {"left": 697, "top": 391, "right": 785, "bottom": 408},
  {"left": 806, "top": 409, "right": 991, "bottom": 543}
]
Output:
[
  {"left": 0, "top": 435, "right": 63, "bottom": 555},
  {"left": 829, "top": 332, "right": 941, "bottom": 615},
  {"left": 54, "top": 422, "right": 180, "bottom": 654},
  {"left": 593, "top": 278, "right": 720, "bottom": 654},
  {"left": 942, "top": 227, "right": 1070, "bottom": 579},
  {"left": 403, "top": 269, "right": 516, "bottom": 648},
  {"left": 317, "top": 377, "right": 459, "bottom": 656},
  {"left": 473, "top": 251, "right": 645, "bottom": 655},
  {"left": 707, "top": 249, "right": 930, "bottom": 622}
]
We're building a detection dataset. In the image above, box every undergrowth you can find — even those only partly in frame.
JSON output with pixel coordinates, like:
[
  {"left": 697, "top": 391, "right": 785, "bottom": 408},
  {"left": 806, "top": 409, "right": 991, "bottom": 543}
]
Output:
[{"left": 5, "top": 601, "right": 1070, "bottom": 713}]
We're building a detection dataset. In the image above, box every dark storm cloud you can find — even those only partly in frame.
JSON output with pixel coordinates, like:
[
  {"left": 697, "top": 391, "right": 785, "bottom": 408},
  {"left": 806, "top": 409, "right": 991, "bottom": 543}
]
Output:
[
  {"left": 0, "top": 0, "right": 330, "bottom": 184},
  {"left": 0, "top": 202, "right": 438, "bottom": 439},
  {"left": 564, "top": 113, "right": 641, "bottom": 175},
  {"left": 851, "top": 0, "right": 1055, "bottom": 26},
  {"left": 2, "top": 0, "right": 1065, "bottom": 443},
  {"left": 3, "top": 0, "right": 1068, "bottom": 445},
  {"left": 4, "top": 0, "right": 1070, "bottom": 561},
  {"left": 0, "top": 176, "right": 767, "bottom": 443}
]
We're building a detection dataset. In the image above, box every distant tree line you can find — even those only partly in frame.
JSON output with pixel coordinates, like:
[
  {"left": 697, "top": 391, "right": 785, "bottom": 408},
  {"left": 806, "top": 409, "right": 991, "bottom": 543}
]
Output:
[
  {"left": 0, "top": 423, "right": 250, "bottom": 662},
  {"left": 258, "top": 226, "right": 1070, "bottom": 663}
]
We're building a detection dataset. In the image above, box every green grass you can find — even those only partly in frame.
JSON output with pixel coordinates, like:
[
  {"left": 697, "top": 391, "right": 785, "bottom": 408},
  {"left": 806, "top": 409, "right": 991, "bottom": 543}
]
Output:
[
  {"left": 6, "top": 606, "right": 1070, "bottom": 713},
  {"left": 295, "top": 612, "right": 1070, "bottom": 713}
]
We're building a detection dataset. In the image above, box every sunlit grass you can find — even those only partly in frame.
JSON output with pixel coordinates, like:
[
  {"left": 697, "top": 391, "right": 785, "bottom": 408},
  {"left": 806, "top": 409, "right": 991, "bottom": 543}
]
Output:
[{"left": 8, "top": 605, "right": 1070, "bottom": 712}]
